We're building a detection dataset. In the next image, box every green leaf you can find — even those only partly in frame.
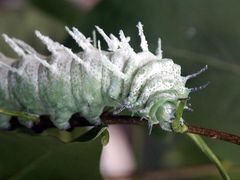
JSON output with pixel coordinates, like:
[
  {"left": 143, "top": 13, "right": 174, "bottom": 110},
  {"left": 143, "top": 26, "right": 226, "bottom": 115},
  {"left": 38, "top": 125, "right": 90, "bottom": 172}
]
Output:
[
  {"left": 0, "top": 131, "right": 102, "bottom": 179},
  {"left": 187, "top": 133, "right": 230, "bottom": 180},
  {"left": 100, "top": 128, "right": 110, "bottom": 146},
  {"left": 0, "top": 108, "right": 39, "bottom": 122},
  {"left": 74, "top": 125, "right": 107, "bottom": 142}
]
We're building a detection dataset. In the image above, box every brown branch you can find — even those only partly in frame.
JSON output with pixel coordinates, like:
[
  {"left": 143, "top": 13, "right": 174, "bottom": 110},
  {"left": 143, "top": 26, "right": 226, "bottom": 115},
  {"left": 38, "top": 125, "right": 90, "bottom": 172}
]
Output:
[
  {"left": 101, "top": 112, "right": 146, "bottom": 126},
  {"left": 186, "top": 124, "right": 240, "bottom": 145},
  {"left": 100, "top": 113, "right": 240, "bottom": 145},
  {"left": 8, "top": 112, "right": 240, "bottom": 145}
]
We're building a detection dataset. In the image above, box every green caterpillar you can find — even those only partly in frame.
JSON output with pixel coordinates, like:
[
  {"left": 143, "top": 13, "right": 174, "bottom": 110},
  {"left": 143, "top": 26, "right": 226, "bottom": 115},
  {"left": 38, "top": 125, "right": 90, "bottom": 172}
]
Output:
[
  {"left": 0, "top": 22, "right": 206, "bottom": 131},
  {"left": 1, "top": 22, "right": 231, "bottom": 180}
]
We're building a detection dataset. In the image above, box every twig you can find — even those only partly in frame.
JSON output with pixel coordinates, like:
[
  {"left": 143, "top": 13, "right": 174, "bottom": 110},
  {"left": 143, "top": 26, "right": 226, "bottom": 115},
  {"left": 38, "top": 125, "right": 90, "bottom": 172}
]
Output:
[
  {"left": 6, "top": 112, "right": 240, "bottom": 145},
  {"left": 100, "top": 113, "right": 240, "bottom": 145},
  {"left": 186, "top": 124, "right": 240, "bottom": 145}
]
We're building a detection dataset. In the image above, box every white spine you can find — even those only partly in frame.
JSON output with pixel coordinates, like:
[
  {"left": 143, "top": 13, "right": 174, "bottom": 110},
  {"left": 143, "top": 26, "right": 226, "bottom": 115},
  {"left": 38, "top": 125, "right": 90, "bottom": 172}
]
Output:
[
  {"left": 110, "top": 34, "right": 120, "bottom": 44},
  {"left": 136, "top": 22, "right": 148, "bottom": 52},
  {"left": 35, "top": 30, "right": 63, "bottom": 54},
  {"left": 95, "top": 26, "right": 119, "bottom": 51},
  {"left": 10, "top": 37, "right": 55, "bottom": 72},
  {"left": 186, "top": 65, "right": 208, "bottom": 80},
  {"left": 63, "top": 47, "right": 89, "bottom": 69},
  {"left": 65, "top": 26, "right": 93, "bottom": 51},
  {"left": 12, "top": 38, "right": 37, "bottom": 54},
  {"left": 31, "top": 54, "right": 54, "bottom": 71},
  {"left": 2, "top": 34, "right": 26, "bottom": 57},
  {"left": 92, "top": 30, "right": 97, "bottom": 48},
  {"left": 119, "top": 30, "right": 135, "bottom": 55},
  {"left": 0, "top": 60, "right": 21, "bottom": 75},
  {"left": 156, "top": 38, "right": 163, "bottom": 59},
  {"left": 66, "top": 27, "right": 126, "bottom": 79},
  {"left": 35, "top": 30, "right": 86, "bottom": 67},
  {"left": 97, "top": 41, "right": 126, "bottom": 79}
]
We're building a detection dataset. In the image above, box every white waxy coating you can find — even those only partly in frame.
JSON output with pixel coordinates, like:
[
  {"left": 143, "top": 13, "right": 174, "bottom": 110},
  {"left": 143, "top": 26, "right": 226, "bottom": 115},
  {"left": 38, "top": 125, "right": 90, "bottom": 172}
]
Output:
[
  {"left": 127, "top": 59, "right": 175, "bottom": 103},
  {"left": 0, "top": 22, "right": 192, "bottom": 131},
  {"left": 12, "top": 38, "right": 37, "bottom": 54},
  {"left": 2, "top": 34, "right": 25, "bottom": 57},
  {"left": 65, "top": 26, "right": 93, "bottom": 51},
  {"left": 134, "top": 74, "right": 185, "bottom": 108},
  {"left": 156, "top": 38, "right": 163, "bottom": 58},
  {"left": 0, "top": 61, "right": 20, "bottom": 74},
  {"left": 0, "top": 53, "right": 15, "bottom": 97},
  {"left": 136, "top": 22, "right": 148, "bottom": 51},
  {"left": 95, "top": 26, "right": 119, "bottom": 51}
]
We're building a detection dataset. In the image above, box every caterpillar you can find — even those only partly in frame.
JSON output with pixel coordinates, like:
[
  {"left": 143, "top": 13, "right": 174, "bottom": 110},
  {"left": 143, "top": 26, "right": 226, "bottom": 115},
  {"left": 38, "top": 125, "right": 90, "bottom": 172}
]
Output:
[{"left": 0, "top": 22, "right": 207, "bottom": 131}]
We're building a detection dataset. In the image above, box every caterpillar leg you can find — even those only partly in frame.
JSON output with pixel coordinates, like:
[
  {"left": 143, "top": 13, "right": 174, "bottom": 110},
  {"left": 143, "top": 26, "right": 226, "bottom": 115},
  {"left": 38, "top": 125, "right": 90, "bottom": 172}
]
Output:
[
  {"left": 0, "top": 108, "right": 39, "bottom": 129},
  {"left": 86, "top": 116, "right": 102, "bottom": 126},
  {"left": 18, "top": 118, "right": 34, "bottom": 128},
  {"left": 0, "top": 114, "right": 11, "bottom": 129},
  {"left": 52, "top": 110, "right": 72, "bottom": 130}
]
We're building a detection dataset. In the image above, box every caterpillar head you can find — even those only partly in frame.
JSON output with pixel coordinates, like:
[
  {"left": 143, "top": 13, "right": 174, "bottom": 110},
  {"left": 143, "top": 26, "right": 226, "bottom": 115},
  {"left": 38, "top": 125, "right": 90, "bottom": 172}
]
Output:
[
  {"left": 149, "top": 66, "right": 209, "bottom": 131},
  {"left": 137, "top": 65, "right": 208, "bottom": 132},
  {"left": 152, "top": 97, "right": 188, "bottom": 132},
  {"left": 145, "top": 87, "right": 191, "bottom": 132}
]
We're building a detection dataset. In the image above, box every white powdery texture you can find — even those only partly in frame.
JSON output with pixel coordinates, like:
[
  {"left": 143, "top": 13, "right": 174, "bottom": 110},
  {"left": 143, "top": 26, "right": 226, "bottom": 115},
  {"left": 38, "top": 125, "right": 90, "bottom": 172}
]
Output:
[
  {"left": 0, "top": 21, "right": 192, "bottom": 130},
  {"left": 0, "top": 21, "right": 177, "bottom": 83}
]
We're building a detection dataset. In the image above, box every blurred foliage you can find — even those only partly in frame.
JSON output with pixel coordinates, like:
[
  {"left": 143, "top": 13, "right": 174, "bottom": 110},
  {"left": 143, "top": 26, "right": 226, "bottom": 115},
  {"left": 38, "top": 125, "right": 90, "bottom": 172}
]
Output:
[
  {"left": 0, "top": 0, "right": 240, "bottom": 179},
  {"left": 0, "top": 129, "right": 102, "bottom": 179}
]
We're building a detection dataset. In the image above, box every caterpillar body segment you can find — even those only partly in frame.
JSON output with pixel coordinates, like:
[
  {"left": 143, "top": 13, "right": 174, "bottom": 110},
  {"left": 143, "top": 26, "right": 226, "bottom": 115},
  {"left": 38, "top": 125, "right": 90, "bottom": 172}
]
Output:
[{"left": 0, "top": 23, "right": 193, "bottom": 131}]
